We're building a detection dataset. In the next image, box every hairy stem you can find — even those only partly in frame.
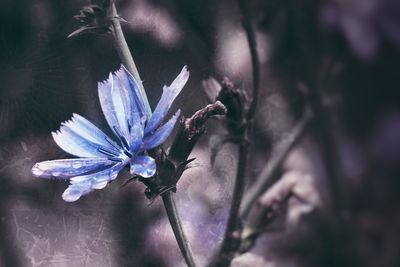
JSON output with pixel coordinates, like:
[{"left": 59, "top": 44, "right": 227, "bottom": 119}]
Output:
[
  {"left": 109, "top": 2, "right": 152, "bottom": 117},
  {"left": 162, "top": 191, "right": 196, "bottom": 267}
]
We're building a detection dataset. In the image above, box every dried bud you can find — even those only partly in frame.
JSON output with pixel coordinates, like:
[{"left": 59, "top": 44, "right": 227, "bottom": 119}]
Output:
[
  {"left": 68, "top": 0, "right": 122, "bottom": 38},
  {"left": 217, "top": 78, "right": 247, "bottom": 134}
]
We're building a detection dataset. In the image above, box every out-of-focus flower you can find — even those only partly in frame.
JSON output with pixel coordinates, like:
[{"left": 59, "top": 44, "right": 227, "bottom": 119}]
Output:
[{"left": 32, "top": 65, "right": 189, "bottom": 202}]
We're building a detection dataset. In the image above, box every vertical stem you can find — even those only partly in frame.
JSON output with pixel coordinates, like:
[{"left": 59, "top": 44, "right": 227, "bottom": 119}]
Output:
[
  {"left": 237, "top": 0, "right": 260, "bottom": 121},
  {"left": 210, "top": 1, "right": 260, "bottom": 266},
  {"left": 109, "top": 3, "right": 152, "bottom": 117},
  {"left": 108, "top": 3, "right": 195, "bottom": 265},
  {"left": 210, "top": 144, "right": 248, "bottom": 267},
  {"left": 162, "top": 191, "right": 196, "bottom": 267}
]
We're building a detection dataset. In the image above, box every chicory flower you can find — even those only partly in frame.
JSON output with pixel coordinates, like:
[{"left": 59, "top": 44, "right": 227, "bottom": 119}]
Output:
[{"left": 32, "top": 65, "right": 189, "bottom": 202}]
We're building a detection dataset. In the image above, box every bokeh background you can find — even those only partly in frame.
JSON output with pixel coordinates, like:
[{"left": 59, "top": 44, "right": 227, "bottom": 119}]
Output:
[{"left": 1, "top": 0, "right": 400, "bottom": 266}]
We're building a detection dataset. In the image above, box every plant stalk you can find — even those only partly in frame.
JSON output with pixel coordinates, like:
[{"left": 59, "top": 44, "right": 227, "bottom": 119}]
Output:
[
  {"left": 162, "top": 191, "right": 196, "bottom": 267},
  {"left": 109, "top": 3, "right": 195, "bottom": 266}
]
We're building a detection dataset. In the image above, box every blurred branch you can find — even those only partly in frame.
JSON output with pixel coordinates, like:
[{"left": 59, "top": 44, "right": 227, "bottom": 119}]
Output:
[
  {"left": 209, "top": 0, "right": 261, "bottom": 265},
  {"left": 237, "top": 0, "right": 260, "bottom": 122},
  {"left": 240, "top": 111, "right": 312, "bottom": 219},
  {"left": 308, "top": 88, "right": 343, "bottom": 216},
  {"left": 240, "top": 171, "right": 320, "bottom": 254}
]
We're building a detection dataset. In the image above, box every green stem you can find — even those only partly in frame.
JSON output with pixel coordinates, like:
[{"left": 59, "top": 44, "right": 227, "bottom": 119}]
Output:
[
  {"left": 109, "top": 3, "right": 196, "bottom": 266},
  {"left": 109, "top": 2, "right": 152, "bottom": 117},
  {"left": 162, "top": 191, "right": 196, "bottom": 267}
]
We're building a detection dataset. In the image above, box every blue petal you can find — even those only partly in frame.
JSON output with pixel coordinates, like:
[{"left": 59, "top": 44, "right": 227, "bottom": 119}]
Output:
[
  {"left": 98, "top": 66, "right": 153, "bottom": 148},
  {"left": 145, "top": 66, "right": 189, "bottom": 135},
  {"left": 119, "top": 65, "right": 151, "bottom": 119},
  {"left": 129, "top": 114, "right": 144, "bottom": 153},
  {"left": 52, "top": 118, "right": 124, "bottom": 158},
  {"left": 98, "top": 72, "right": 130, "bottom": 141},
  {"left": 130, "top": 155, "right": 156, "bottom": 178},
  {"left": 62, "top": 180, "right": 92, "bottom": 202},
  {"left": 32, "top": 158, "right": 114, "bottom": 179},
  {"left": 53, "top": 128, "right": 103, "bottom": 158},
  {"left": 143, "top": 110, "right": 181, "bottom": 150},
  {"left": 62, "top": 162, "right": 125, "bottom": 202},
  {"left": 67, "top": 113, "right": 121, "bottom": 153}
]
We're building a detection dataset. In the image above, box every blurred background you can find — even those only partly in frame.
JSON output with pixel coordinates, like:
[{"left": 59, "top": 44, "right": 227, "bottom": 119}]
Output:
[{"left": 1, "top": 0, "right": 400, "bottom": 266}]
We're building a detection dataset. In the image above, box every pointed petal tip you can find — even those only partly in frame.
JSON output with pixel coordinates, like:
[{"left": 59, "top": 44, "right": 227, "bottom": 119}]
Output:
[
  {"left": 120, "top": 64, "right": 127, "bottom": 71},
  {"left": 174, "top": 109, "right": 182, "bottom": 118},
  {"left": 71, "top": 113, "right": 81, "bottom": 119},
  {"left": 179, "top": 65, "right": 189, "bottom": 80},
  {"left": 119, "top": 64, "right": 129, "bottom": 74}
]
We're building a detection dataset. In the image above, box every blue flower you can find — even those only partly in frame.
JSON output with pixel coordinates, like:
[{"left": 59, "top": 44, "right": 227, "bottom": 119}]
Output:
[{"left": 32, "top": 65, "right": 189, "bottom": 202}]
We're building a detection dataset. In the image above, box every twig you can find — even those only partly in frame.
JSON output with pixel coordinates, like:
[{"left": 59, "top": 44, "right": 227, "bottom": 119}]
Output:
[
  {"left": 240, "top": 111, "right": 312, "bottom": 219},
  {"left": 162, "top": 191, "right": 196, "bottom": 267},
  {"left": 307, "top": 87, "right": 343, "bottom": 217},
  {"left": 238, "top": 0, "right": 260, "bottom": 122}
]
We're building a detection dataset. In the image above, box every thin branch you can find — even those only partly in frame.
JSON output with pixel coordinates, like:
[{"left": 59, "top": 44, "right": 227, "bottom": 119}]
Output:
[
  {"left": 307, "top": 86, "right": 343, "bottom": 218},
  {"left": 240, "top": 111, "right": 312, "bottom": 219},
  {"left": 162, "top": 191, "right": 196, "bottom": 267},
  {"left": 238, "top": 0, "right": 260, "bottom": 121}
]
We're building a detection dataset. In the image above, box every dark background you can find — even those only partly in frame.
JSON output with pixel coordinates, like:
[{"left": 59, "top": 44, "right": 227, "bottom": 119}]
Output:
[{"left": 1, "top": 0, "right": 400, "bottom": 266}]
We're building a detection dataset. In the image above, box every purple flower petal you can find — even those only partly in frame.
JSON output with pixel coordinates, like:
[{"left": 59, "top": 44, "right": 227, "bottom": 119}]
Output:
[
  {"left": 98, "top": 71, "right": 130, "bottom": 140},
  {"left": 130, "top": 155, "right": 156, "bottom": 178},
  {"left": 143, "top": 110, "right": 181, "bottom": 150},
  {"left": 31, "top": 157, "right": 114, "bottom": 179},
  {"left": 129, "top": 115, "right": 144, "bottom": 152},
  {"left": 67, "top": 113, "right": 121, "bottom": 152},
  {"left": 52, "top": 126, "right": 114, "bottom": 158},
  {"left": 119, "top": 65, "right": 151, "bottom": 118},
  {"left": 145, "top": 66, "right": 188, "bottom": 134},
  {"left": 62, "top": 162, "right": 125, "bottom": 202}
]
